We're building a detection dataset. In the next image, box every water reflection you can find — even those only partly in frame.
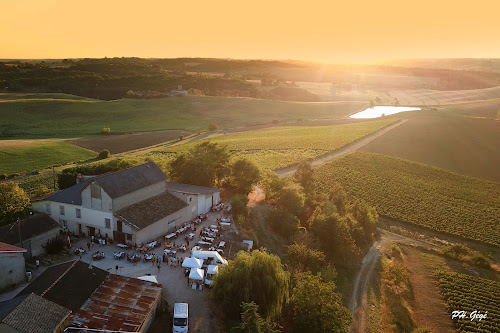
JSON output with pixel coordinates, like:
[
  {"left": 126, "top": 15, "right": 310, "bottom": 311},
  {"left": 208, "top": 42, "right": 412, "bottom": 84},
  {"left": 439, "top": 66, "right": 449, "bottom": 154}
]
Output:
[{"left": 350, "top": 106, "right": 421, "bottom": 119}]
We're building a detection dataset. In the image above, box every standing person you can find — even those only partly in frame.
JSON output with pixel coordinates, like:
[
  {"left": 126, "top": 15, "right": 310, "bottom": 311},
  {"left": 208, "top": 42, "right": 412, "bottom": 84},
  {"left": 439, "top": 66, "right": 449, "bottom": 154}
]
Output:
[
  {"left": 36, "top": 259, "right": 40, "bottom": 269},
  {"left": 157, "top": 263, "right": 161, "bottom": 271},
  {"left": 87, "top": 242, "right": 90, "bottom": 251}
]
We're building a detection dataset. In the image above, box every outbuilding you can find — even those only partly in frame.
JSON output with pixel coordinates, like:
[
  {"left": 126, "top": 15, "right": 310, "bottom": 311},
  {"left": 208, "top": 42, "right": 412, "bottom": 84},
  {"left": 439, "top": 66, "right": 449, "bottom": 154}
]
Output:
[
  {"left": 0, "top": 213, "right": 60, "bottom": 258},
  {"left": 0, "top": 242, "right": 27, "bottom": 292}
]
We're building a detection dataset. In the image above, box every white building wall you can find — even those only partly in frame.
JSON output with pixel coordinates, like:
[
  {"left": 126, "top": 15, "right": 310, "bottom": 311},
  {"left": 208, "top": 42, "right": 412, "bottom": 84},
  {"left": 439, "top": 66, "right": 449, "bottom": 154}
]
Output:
[
  {"left": 113, "top": 181, "right": 167, "bottom": 211},
  {"left": 81, "top": 185, "right": 113, "bottom": 212},
  {"left": 168, "top": 192, "right": 198, "bottom": 219},
  {"left": 0, "top": 252, "right": 25, "bottom": 292},
  {"left": 197, "top": 195, "right": 206, "bottom": 215},
  {"left": 27, "top": 228, "right": 60, "bottom": 257},
  {"left": 135, "top": 206, "right": 190, "bottom": 244},
  {"left": 213, "top": 192, "right": 221, "bottom": 205}
]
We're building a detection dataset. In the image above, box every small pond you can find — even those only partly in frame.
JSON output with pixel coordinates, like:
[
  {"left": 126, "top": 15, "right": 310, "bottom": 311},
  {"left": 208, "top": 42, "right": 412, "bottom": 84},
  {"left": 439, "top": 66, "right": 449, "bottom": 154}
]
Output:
[{"left": 350, "top": 106, "right": 421, "bottom": 119}]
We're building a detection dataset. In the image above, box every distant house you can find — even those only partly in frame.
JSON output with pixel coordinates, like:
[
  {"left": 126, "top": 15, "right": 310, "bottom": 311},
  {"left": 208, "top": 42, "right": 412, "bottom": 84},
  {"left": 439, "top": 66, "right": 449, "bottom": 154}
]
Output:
[
  {"left": 32, "top": 162, "right": 221, "bottom": 244},
  {"left": 15, "top": 259, "right": 162, "bottom": 333},
  {"left": 167, "top": 84, "right": 188, "bottom": 96},
  {"left": 0, "top": 213, "right": 60, "bottom": 258},
  {"left": 0, "top": 293, "right": 71, "bottom": 333},
  {"left": 0, "top": 242, "right": 27, "bottom": 292}
]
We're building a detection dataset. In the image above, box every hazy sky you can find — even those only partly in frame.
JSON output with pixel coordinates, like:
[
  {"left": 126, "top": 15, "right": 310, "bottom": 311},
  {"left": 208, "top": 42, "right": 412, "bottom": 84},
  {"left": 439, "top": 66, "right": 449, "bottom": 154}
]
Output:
[{"left": 1, "top": 0, "right": 499, "bottom": 62}]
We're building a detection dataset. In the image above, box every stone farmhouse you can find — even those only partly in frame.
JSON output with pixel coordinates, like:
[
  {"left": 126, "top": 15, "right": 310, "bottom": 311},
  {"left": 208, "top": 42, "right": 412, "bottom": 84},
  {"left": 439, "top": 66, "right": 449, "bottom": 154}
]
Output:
[{"left": 32, "top": 162, "right": 221, "bottom": 245}]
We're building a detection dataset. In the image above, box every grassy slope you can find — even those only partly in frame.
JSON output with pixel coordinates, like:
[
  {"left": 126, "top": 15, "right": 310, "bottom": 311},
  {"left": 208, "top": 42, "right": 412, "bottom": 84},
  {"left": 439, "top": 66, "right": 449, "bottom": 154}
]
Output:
[
  {"left": 439, "top": 98, "right": 500, "bottom": 119},
  {"left": 144, "top": 118, "right": 398, "bottom": 170},
  {"left": 313, "top": 152, "right": 500, "bottom": 246},
  {"left": 0, "top": 140, "right": 96, "bottom": 174},
  {"left": 360, "top": 111, "right": 500, "bottom": 182},
  {"left": 0, "top": 93, "right": 367, "bottom": 137}
]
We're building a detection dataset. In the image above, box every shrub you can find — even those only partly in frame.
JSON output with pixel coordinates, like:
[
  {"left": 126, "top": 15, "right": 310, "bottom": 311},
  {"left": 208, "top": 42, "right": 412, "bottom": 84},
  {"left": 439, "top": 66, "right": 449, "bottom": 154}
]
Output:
[
  {"left": 0, "top": 174, "right": 6, "bottom": 180},
  {"left": 231, "top": 194, "right": 249, "bottom": 220},
  {"left": 45, "top": 237, "right": 65, "bottom": 254},
  {"left": 272, "top": 119, "right": 279, "bottom": 124},
  {"left": 179, "top": 135, "right": 184, "bottom": 141},
  {"left": 98, "top": 149, "right": 110, "bottom": 160},
  {"left": 269, "top": 208, "right": 300, "bottom": 238},
  {"left": 208, "top": 123, "right": 218, "bottom": 131},
  {"left": 100, "top": 127, "right": 111, "bottom": 135}
]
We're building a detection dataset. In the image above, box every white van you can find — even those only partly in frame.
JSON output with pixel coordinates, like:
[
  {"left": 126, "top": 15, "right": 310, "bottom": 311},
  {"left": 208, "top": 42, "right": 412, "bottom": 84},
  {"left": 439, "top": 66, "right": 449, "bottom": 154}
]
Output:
[
  {"left": 191, "top": 248, "right": 228, "bottom": 266},
  {"left": 173, "top": 303, "right": 188, "bottom": 333},
  {"left": 205, "top": 265, "right": 219, "bottom": 287}
]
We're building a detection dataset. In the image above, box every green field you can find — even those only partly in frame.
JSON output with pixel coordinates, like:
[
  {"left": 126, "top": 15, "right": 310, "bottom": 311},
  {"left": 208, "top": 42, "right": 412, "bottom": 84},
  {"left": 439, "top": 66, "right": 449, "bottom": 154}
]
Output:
[
  {"left": 313, "top": 152, "right": 500, "bottom": 246},
  {"left": 146, "top": 118, "right": 397, "bottom": 170},
  {"left": 439, "top": 271, "right": 499, "bottom": 333},
  {"left": 0, "top": 93, "right": 367, "bottom": 138},
  {"left": 0, "top": 140, "right": 96, "bottom": 174}
]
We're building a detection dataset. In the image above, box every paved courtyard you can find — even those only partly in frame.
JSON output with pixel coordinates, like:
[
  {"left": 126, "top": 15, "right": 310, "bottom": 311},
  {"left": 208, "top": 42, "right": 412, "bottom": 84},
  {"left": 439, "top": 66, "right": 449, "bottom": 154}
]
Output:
[{"left": 1, "top": 208, "right": 236, "bottom": 333}]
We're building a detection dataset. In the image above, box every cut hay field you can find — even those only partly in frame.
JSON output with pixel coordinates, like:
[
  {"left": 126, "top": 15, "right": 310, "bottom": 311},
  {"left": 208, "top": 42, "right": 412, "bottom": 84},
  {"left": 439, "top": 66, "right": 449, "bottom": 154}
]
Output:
[
  {"left": 0, "top": 140, "right": 96, "bottom": 175},
  {"left": 313, "top": 152, "right": 500, "bottom": 246},
  {"left": 70, "top": 129, "right": 193, "bottom": 154},
  {"left": 0, "top": 93, "right": 366, "bottom": 138},
  {"left": 360, "top": 111, "right": 500, "bottom": 182},
  {"left": 145, "top": 118, "right": 398, "bottom": 170}
]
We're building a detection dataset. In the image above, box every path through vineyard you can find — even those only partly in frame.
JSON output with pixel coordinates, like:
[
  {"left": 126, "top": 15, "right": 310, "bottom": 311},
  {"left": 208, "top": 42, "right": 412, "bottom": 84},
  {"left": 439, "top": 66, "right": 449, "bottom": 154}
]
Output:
[{"left": 274, "top": 118, "right": 408, "bottom": 177}]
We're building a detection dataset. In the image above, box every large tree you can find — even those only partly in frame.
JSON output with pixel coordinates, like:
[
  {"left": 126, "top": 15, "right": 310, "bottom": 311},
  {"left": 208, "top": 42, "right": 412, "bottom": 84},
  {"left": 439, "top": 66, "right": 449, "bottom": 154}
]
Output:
[
  {"left": 294, "top": 160, "right": 314, "bottom": 193},
  {"left": 230, "top": 302, "right": 281, "bottom": 333},
  {"left": 168, "top": 141, "right": 230, "bottom": 187},
  {"left": 211, "top": 249, "right": 290, "bottom": 321},
  {"left": 230, "top": 159, "right": 261, "bottom": 194},
  {"left": 0, "top": 182, "right": 30, "bottom": 225},
  {"left": 291, "top": 273, "right": 352, "bottom": 333},
  {"left": 277, "top": 183, "right": 305, "bottom": 217},
  {"left": 287, "top": 243, "right": 325, "bottom": 274},
  {"left": 268, "top": 208, "right": 300, "bottom": 239}
]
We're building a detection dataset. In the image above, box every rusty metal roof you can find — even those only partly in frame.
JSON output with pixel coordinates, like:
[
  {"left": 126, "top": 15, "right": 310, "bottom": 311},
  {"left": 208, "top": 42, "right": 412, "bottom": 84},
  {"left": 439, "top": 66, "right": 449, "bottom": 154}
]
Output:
[{"left": 70, "top": 274, "right": 162, "bottom": 332}]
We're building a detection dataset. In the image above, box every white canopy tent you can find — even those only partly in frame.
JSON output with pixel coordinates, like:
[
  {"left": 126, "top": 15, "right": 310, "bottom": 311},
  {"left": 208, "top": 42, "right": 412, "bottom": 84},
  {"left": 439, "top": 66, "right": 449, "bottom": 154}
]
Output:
[
  {"left": 189, "top": 268, "right": 205, "bottom": 281},
  {"left": 207, "top": 265, "right": 219, "bottom": 275},
  {"left": 182, "top": 257, "right": 203, "bottom": 269}
]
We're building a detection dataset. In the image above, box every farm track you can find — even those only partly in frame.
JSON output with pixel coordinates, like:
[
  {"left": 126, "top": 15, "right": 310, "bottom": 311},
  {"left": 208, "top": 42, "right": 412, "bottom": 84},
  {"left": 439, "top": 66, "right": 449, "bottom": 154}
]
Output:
[
  {"left": 274, "top": 119, "right": 408, "bottom": 177},
  {"left": 349, "top": 229, "right": 440, "bottom": 333}
]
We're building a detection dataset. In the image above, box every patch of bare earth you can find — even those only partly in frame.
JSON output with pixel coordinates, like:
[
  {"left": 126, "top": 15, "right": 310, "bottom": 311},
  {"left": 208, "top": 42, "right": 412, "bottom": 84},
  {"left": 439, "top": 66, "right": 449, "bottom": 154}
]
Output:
[
  {"left": 70, "top": 130, "right": 192, "bottom": 154},
  {"left": 403, "top": 245, "right": 455, "bottom": 332}
]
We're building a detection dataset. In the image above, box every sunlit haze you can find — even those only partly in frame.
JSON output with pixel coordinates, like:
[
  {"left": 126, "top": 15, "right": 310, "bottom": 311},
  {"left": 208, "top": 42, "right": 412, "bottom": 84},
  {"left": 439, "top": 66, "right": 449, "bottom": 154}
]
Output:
[{"left": 1, "top": 0, "right": 499, "bottom": 62}]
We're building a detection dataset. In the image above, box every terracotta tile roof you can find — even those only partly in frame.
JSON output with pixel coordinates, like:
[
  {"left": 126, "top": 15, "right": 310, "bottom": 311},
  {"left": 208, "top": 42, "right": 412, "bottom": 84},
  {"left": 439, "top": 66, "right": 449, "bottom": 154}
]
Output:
[
  {"left": 115, "top": 191, "right": 187, "bottom": 230},
  {"left": 70, "top": 274, "right": 162, "bottom": 332},
  {"left": 0, "top": 242, "right": 26, "bottom": 252},
  {"left": 2, "top": 293, "right": 71, "bottom": 333}
]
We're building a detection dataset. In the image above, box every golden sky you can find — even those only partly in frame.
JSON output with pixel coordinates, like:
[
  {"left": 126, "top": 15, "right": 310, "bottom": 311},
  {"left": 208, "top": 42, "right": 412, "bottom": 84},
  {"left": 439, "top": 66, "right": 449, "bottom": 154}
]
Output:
[{"left": 1, "top": 0, "right": 499, "bottom": 62}]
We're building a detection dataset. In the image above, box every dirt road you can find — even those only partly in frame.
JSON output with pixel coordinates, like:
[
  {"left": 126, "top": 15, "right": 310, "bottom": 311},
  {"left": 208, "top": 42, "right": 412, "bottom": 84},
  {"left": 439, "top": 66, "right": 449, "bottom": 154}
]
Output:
[
  {"left": 349, "top": 229, "right": 439, "bottom": 332},
  {"left": 274, "top": 119, "right": 408, "bottom": 177}
]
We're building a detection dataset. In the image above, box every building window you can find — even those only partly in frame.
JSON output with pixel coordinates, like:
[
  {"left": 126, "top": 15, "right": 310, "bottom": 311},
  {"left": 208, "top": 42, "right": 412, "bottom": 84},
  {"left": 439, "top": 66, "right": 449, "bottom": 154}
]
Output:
[
  {"left": 189, "top": 197, "right": 192, "bottom": 202},
  {"left": 59, "top": 219, "right": 68, "bottom": 228},
  {"left": 105, "top": 218, "right": 111, "bottom": 229},
  {"left": 76, "top": 208, "right": 81, "bottom": 218},
  {"left": 90, "top": 185, "right": 101, "bottom": 199},
  {"left": 126, "top": 233, "right": 132, "bottom": 241},
  {"left": 45, "top": 203, "right": 50, "bottom": 213},
  {"left": 59, "top": 205, "right": 65, "bottom": 216}
]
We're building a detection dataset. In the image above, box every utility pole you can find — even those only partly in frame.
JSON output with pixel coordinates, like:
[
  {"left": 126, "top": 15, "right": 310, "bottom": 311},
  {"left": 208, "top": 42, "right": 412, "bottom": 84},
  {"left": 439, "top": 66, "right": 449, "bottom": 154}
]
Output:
[
  {"left": 17, "top": 217, "right": 22, "bottom": 245},
  {"left": 52, "top": 166, "right": 56, "bottom": 190}
]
